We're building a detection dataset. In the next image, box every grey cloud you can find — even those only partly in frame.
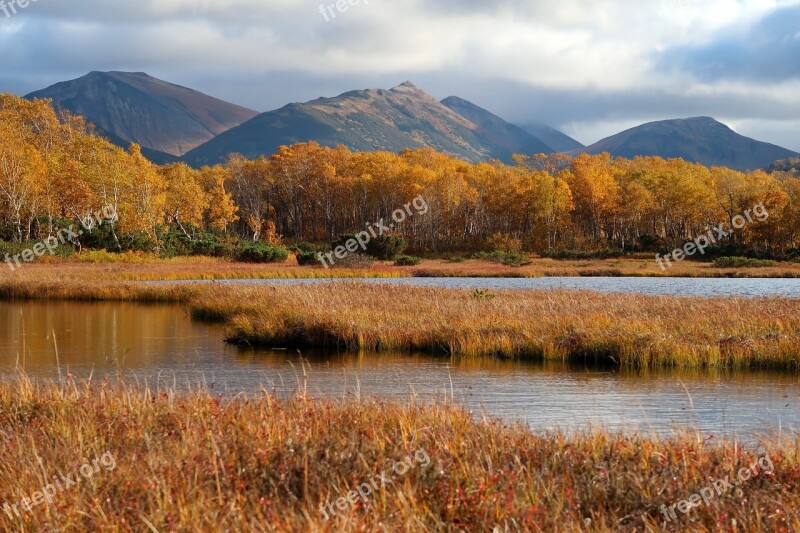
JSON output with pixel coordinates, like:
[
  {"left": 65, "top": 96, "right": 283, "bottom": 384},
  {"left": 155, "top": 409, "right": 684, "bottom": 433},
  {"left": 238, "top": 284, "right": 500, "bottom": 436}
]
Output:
[{"left": 660, "top": 4, "right": 800, "bottom": 82}]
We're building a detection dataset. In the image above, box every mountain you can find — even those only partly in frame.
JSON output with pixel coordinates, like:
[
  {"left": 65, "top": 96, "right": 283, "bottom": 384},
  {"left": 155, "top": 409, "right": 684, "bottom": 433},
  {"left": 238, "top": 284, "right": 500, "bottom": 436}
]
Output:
[
  {"left": 520, "top": 122, "right": 584, "bottom": 152},
  {"left": 94, "top": 128, "right": 179, "bottom": 165},
  {"left": 26, "top": 71, "right": 258, "bottom": 156},
  {"left": 440, "top": 96, "right": 552, "bottom": 158},
  {"left": 576, "top": 117, "right": 798, "bottom": 171},
  {"left": 183, "top": 82, "right": 555, "bottom": 167}
]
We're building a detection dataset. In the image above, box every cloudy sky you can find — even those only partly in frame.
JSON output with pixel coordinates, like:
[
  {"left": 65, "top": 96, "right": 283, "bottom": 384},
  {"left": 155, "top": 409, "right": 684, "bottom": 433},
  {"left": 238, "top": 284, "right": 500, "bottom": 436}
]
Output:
[{"left": 1, "top": 0, "right": 799, "bottom": 149}]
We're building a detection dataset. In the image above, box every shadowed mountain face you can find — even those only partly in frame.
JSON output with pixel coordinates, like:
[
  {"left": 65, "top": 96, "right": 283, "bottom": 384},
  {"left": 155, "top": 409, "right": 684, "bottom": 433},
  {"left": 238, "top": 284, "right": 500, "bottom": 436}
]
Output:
[
  {"left": 520, "top": 122, "right": 584, "bottom": 152},
  {"left": 575, "top": 117, "right": 798, "bottom": 171},
  {"left": 440, "top": 96, "right": 553, "bottom": 159},
  {"left": 183, "top": 82, "right": 557, "bottom": 167},
  {"left": 26, "top": 72, "right": 258, "bottom": 156}
]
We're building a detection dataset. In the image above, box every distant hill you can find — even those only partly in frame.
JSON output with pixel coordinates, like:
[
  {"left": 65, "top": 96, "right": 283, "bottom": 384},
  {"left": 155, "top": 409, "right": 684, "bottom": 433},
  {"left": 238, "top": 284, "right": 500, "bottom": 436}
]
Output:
[
  {"left": 520, "top": 122, "right": 584, "bottom": 152},
  {"left": 26, "top": 71, "right": 258, "bottom": 156},
  {"left": 183, "top": 82, "right": 556, "bottom": 167},
  {"left": 440, "top": 96, "right": 552, "bottom": 159},
  {"left": 575, "top": 117, "right": 798, "bottom": 171}
]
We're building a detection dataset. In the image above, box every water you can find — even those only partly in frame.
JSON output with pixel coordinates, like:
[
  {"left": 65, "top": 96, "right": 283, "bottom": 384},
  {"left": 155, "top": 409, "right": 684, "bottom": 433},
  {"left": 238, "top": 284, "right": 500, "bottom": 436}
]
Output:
[
  {"left": 168, "top": 276, "right": 800, "bottom": 298},
  {"left": 1, "top": 300, "right": 798, "bottom": 443}
]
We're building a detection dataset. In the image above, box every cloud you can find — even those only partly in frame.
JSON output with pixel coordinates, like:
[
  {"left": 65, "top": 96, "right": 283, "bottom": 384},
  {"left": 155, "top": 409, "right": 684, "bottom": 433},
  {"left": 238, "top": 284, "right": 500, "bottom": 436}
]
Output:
[
  {"left": 0, "top": 0, "right": 799, "bottom": 150},
  {"left": 660, "top": 3, "right": 800, "bottom": 82}
]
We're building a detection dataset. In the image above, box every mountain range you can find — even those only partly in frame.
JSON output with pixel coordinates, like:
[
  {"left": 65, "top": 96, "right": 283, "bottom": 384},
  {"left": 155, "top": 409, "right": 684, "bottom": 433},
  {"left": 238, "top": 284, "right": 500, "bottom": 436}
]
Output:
[
  {"left": 182, "top": 82, "right": 557, "bottom": 167},
  {"left": 23, "top": 72, "right": 798, "bottom": 171}
]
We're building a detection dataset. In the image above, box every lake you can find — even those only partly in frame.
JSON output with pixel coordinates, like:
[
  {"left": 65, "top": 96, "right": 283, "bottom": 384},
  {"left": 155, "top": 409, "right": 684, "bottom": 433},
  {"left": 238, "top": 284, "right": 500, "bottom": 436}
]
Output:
[{"left": 1, "top": 298, "right": 797, "bottom": 444}]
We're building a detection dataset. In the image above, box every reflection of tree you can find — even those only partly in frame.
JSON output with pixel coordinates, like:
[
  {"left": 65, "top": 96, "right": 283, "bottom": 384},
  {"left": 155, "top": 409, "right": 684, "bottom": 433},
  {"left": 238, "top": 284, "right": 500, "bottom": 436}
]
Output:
[{"left": 0, "top": 302, "right": 218, "bottom": 370}]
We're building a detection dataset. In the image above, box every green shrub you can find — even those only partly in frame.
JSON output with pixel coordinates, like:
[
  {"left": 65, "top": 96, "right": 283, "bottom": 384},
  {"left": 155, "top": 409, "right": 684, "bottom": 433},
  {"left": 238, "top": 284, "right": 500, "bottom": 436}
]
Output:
[
  {"left": 447, "top": 256, "right": 466, "bottom": 263},
  {"left": 713, "top": 257, "right": 778, "bottom": 268},
  {"left": 296, "top": 250, "right": 325, "bottom": 266},
  {"left": 472, "top": 250, "right": 528, "bottom": 267},
  {"left": 369, "top": 236, "right": 406, "bottom": 260},
  {"left": 332, "top": 234, "right": 407, "bottom": 260},
  {"left": 235, "top": 242, "right": 290, "bottom": 263},
  {"left": 0, "top": 239, "right": 73, "bottom": 260},
  {"left": 394, "top": 255, "right": 422, "bottom": 266}
]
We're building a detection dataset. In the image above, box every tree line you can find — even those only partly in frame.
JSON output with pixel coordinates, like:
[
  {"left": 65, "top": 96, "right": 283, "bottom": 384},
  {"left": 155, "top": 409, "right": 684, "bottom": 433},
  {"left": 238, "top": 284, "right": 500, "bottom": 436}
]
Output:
[{"left": 2, "top": 94, "right": 799, "bottom": 259}]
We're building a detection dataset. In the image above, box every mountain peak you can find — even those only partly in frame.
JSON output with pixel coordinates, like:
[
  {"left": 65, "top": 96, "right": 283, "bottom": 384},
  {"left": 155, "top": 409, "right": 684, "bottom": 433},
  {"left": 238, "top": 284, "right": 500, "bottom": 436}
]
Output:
[
  {"left": 392, "top": 81, "right": 420, "bottom": 91},
  {"left": 184, "top": 82, "right": 566, "bottom": 166},
  {"left": 26, "top": 72, "right": 258, "bottom": 156},
  {"left": 578, "top": 116, "right": 797, "bottom": 170},
  {"left": 85, "top": 71, "right": 151, "bottom": 80}
]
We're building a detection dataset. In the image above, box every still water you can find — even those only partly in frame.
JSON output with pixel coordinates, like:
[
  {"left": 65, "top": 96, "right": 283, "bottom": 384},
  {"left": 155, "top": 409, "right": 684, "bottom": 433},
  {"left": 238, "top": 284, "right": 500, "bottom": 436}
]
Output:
[{"left": 1, "top": 300, "right": 798, "bottom": 442}]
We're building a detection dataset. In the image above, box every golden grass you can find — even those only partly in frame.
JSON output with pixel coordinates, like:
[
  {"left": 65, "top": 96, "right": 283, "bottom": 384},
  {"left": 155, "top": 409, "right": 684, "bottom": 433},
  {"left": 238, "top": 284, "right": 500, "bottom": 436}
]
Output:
[
  {"left": 5, "top": 256, "right": 800, "bottom": 282},
  {"left": 408, "top": 257, "right": 800, "bottom": 279},
  {"left": 189, "top": 284, "right": 800, "bottom": 370},
  {"left": 1, "top": 265, "right": 799, "bottom": 369},
  {"left": 5, "top": 257, "right": 401, "bottom": 282},
  {"left": 0, "top": 377, "right": 797, "bottom": 532}
]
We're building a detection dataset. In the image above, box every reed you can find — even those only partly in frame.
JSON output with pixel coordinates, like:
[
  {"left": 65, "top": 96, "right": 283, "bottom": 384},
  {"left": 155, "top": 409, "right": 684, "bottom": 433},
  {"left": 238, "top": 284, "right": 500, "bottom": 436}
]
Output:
[
  {"left": 1, "top": 266, "right": 799, "bottom": 369},
  {"left": 189, "top": 283, "right": 800, "bottom": 370},
  {"left": 0, "top": 377, "right": 796, "bottom": 532},
  {"left": 3, "top": 256, "right": 800, "bottom": 283}
]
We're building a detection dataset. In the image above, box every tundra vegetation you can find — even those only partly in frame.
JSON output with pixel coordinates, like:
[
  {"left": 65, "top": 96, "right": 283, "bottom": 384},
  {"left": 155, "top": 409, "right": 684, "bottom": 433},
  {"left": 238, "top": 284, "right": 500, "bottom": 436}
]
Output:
[{"left": 0, "top": 377, "right": 797, "bottom": 532}]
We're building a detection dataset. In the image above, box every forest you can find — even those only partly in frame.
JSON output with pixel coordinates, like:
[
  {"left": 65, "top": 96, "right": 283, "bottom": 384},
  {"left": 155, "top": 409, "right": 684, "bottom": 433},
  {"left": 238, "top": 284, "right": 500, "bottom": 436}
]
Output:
[{"left": 2, "top": 94, "right": 799, "bottom": 261}]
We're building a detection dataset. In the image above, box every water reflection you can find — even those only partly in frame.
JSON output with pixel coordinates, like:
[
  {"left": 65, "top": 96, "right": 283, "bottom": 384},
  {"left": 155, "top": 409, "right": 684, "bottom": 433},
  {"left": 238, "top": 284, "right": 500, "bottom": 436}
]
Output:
[{"left": 0, "top": 300, "right": 798, "bottom": 442}]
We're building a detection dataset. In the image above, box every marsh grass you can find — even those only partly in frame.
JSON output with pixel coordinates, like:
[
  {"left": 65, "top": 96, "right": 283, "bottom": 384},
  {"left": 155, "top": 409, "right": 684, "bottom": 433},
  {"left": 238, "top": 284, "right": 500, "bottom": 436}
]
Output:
[
  {"left": 1, "top": 267, "right": 799, "bottom": 370},
  {"left": 0, "top": 376, "right": 797, "bottom": 531},
  {"left": 3, "top": 257, "right": 800, "bottom": 283},
  {"left": 189, "top": 284, "right": 800, "bottom": 370}
]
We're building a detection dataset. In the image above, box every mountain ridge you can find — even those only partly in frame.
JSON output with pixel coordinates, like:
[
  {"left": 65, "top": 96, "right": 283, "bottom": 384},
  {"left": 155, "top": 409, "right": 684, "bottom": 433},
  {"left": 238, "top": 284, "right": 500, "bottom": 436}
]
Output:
[
  {"left": 573, "top": 117, "right": 798, "bottom": 171},
  {"left": 25, "top": 71, "right": 259, "bottom": 156},
  {"left": 182, "top": 81, "right": 558, "bottom": 167}
]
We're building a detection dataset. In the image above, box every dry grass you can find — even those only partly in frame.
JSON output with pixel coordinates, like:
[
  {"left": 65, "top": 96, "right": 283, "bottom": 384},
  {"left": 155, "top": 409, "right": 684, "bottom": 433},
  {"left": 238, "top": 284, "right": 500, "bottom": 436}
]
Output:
[
  {"left": 190, "top": 284, "right": 800, "bottom": 370},
  {"left": 408, "top": 257, "right": 800, "bottom": 279},
  {"left": 0, "top": 377, "right": 797, "bottom": 532},
  {"left": 4, "top": 256, "right": 800, "bottom": 283},
  {"left": 1, "top": 265, "right": 799, "bottom": 370},
  {"left": 5, "top": 257, "right": 400, "bottom": 282}
]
